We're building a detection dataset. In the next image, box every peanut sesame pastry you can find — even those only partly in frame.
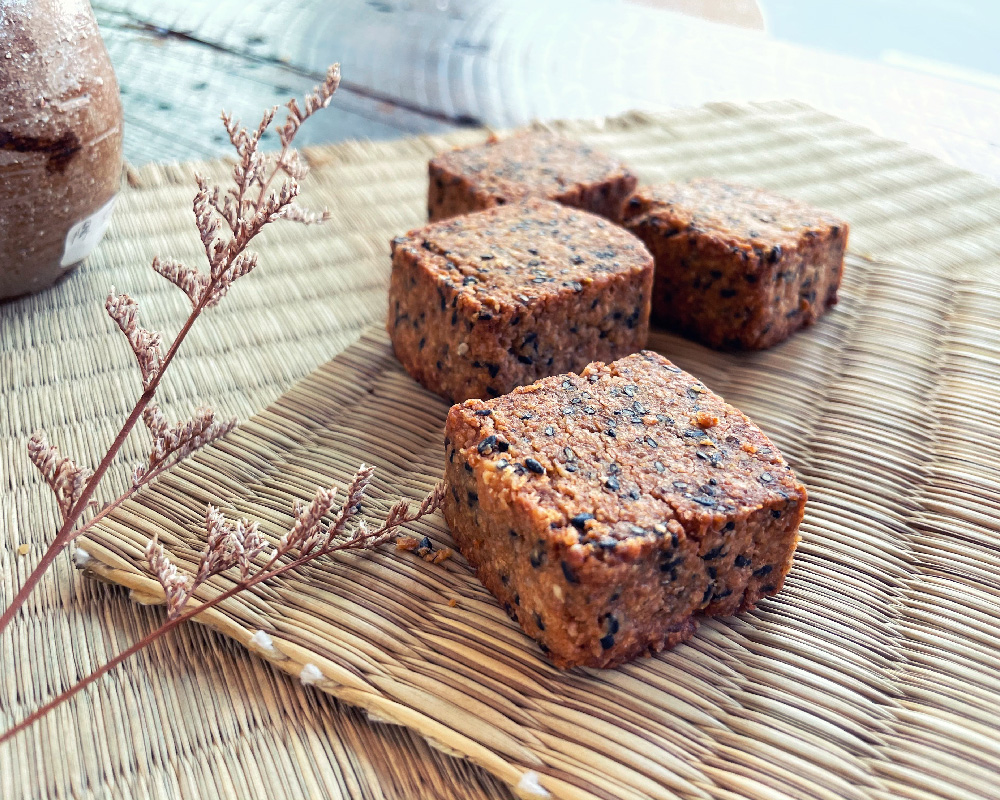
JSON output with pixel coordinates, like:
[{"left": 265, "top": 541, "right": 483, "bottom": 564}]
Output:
[
  {"left": 622, "top": 178, "right": 848, "bottom": 350},
  {"left": 428, "top": 132, "right": 638, "bottom": 222},
  {"left": 443, "top": 350, "right": 806, "bottom": 669},
  {"left": 387, "top": 198, "right": 653, "bottom": 403}
]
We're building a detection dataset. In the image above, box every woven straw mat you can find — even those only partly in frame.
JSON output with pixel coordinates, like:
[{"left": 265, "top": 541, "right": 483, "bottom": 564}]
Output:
[{"left": 4, "top": 101, "right": 1000, "bottom": 800}]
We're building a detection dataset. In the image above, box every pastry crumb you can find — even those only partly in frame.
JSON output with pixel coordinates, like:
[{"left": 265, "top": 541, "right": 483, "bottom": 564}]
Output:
[
  {"left": 17, "top": 543, "right": 29, "bottom": 556},
  {"left": 427, "top": 547, "right": 453, "bottom": 564}
]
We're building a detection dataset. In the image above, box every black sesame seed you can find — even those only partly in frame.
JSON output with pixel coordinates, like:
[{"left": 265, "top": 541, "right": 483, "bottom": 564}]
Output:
[
  {"left": 534, "top": 612, "right": 545, "bottom": 630},
  {"left": 605, "top": 475, "right": 620, "bottom": 491},
  {"left": 703, "top": 546, "right": 725, "bottom": 560},
  {"left": 724, "top": 521, "right": 736, "bottom": 531},
  {"left": 645, "top": 437, "right": 658, "bottom": 448},
  {"left": 771, "top": 509, "right": 782, "bottom": 518},
  {"left": 467, "top": 490, "right": 478, "bottom": 504},
  {"left": 713, "top": 589, "right": 733, "bottom": 600},
  {"left": 761, "top": 583, "right": 777, "bottom": 593},
  {"left": 530, "top": 543, "right": 546, "bottom": 568},
  {"left": 561, "top": 561, "right": 580, "bottom": 584},
  {"left": 524, "top": 458, "right": 545, "bottom": 474},
  {"left": 477, "top": 435, "right": 497, "bottom": 455},
  {"left": 600, "top": 633, "right": 615, "bottom": 650},
  {"left": 654, "top": 461, "right": 666, "bottom": 473},
  {"left": 418, "top": 536, "right": 432, "bottom": 550},
  {"left": 570, "top": 513, "right": 595, "bottom": 531},
  {"left": 475, "top": 408, "right": 492, "bottom": 416},
  {"left": 753, "top": 564, "right": 773, "bottom": 577},
  {"left": 760, "top": 472, "right": 774, "bottom": 483},
  {"left": 544, "top": 426, "right": 555, "bottom": 436},
  {"left": 735, "top": 554, "right": 752, "bottom": 568}
]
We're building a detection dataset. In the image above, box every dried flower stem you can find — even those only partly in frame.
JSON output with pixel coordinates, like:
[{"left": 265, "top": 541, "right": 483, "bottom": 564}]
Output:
[
  {"left": 0, "top": 65, "right": 342, "bottom": 638},
  {"left": 0, "top": 474, "right": 445, "bottom": 746}
]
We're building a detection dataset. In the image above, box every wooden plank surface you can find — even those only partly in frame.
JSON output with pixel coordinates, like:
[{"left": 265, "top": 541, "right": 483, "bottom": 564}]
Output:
[{"left": 95, "top": 0, "right": 1000, "bottom": 181}]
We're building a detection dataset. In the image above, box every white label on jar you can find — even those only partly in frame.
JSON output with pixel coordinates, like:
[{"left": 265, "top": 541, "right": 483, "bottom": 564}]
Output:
[{"left": 60, "top": 196, "right": 117, "bottom": 268}]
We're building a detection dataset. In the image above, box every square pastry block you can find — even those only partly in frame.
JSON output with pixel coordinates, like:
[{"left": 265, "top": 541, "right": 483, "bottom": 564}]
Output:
[
  {"left": 388, "top": 199, "right": 653, "bottom": 403},
  {"left": 444, "top": 350, "right": 806, "bottom": 668}
]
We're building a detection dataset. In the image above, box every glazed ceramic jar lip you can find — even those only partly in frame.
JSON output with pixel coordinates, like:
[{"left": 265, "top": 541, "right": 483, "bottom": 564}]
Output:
[{"left": 0, "top": 0, "right": 124, "bottom": 301}]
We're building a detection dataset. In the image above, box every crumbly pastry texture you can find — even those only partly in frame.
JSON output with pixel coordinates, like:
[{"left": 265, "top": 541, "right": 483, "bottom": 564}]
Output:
[
  {"left": 623, "top": 178, "right": 848, "bottom": 350},
  {"left": 444, "top": 350, "right": 806, "bottom": 669},
  {"left": 428, "top": 132, "right": 638, "bottom": 222},
  {"left": 388, "top": 198, "right": 653, "bottom": 403}
]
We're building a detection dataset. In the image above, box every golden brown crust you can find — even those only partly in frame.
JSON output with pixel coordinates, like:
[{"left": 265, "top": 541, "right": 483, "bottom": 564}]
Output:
[
  {"left": 623, "top": 179, "right": 848, "bottom": 350},
  {"left": 443, "top": 350, "right": 806, "bottom": 669},
  {"left": 388, "top": 199, "right": 653, "bottom": 403},
  {"left": 428, "top": 132, "right": 637, "bottom": 222}
]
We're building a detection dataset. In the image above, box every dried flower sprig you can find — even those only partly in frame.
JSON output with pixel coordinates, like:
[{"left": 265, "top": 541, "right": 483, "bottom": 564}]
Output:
[
  {"left": 26, "top": 433, "right": 93, "bottom": 521},
  {"left": 0, "top": 468, "right": 445, "bottom": 745},
  {"left": 0, "top": 65, "right": 342, "bottom": 638}
]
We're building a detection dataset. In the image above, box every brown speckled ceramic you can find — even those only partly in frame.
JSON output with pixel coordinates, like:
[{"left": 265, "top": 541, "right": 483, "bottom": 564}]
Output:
[{"left": 0, "top": 0, "right": 123, "bottom": 300}]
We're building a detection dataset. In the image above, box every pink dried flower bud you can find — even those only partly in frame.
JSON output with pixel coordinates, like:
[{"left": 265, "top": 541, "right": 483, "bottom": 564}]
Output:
[
  {"left": 27, "top": 432, "right": 92, "bottom": 520},
  {"left": 105, "top": 288, "right": 163, "bottom": 387},
  {"left": 145, "top": 536, "right": 191, "bottom": 619}
]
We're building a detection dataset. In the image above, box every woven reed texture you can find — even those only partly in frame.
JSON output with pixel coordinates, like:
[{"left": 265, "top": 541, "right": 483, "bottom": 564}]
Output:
[{"left": 4, "top": 101, "right": 1000, "bottom": 800}]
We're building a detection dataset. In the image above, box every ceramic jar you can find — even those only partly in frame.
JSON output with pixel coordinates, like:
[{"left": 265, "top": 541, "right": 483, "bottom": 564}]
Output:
[{"left": 0, "top": 0, "right": 123, "bottom": 300}]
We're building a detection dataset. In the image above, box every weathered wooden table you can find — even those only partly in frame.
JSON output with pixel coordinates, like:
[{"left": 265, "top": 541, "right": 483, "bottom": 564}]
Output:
[{"left": 96, "top": 0, "right": 1000, "bottom": 180}]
